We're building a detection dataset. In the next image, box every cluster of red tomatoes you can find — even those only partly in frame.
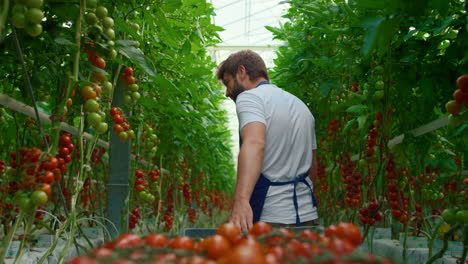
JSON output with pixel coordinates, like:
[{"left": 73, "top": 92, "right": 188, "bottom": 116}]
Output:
[
  {"left": 359, "top": 201, "right": 384, "bottom": 226},
  {"left": 340, "top": 154, "right": 361, "bottom": 208},
  {"left": 68, "top": 222, "right": 392, "bottom": 264},
  {"left": 385, "top": 155, "right": 409, "bottom": 224},
  {"left": 110, "top": 107, "right": 135, "bottom": 141},
  {"left": 327, "top": 118, "right": 340, "bottom": 137},
  {"left": 128, "top": 208, "right": 140, "bottom": 230},
  {"left": 446, "top": 75, "right": 468, "bottom": 115}
]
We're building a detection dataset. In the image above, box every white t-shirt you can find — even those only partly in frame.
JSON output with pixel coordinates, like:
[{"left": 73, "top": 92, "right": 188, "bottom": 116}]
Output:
[{"left": 236, "top": 84, "right": 318, "bottom": 224}]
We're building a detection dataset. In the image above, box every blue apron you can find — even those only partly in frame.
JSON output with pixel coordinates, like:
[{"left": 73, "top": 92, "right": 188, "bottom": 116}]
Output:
[{"left": 241, "top": 81, "right": 319, "bottom": 226}]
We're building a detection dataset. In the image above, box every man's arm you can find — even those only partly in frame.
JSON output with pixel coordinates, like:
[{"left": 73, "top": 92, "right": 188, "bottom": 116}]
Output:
[
  {"left": 230, "top": 121, "right": 265, "bottom": 232},
  {"left": 308, "top": 149, "right": 317, "bottom": 182}
]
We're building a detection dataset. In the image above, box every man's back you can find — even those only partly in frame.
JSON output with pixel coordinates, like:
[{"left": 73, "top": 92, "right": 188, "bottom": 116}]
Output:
[{"left": 236, "top": 84, "right": 318, "bottom": 224}]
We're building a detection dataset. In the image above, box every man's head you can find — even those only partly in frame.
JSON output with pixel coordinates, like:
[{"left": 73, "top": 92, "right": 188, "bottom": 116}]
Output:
[{"left": 217, "top": 50, "right": 269, "bottom": 101}]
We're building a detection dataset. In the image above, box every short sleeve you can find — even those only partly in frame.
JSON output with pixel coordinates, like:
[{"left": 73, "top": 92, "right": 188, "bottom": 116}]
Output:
[{"left": 236, "top": 92, "right": 266, "bottom": 130}]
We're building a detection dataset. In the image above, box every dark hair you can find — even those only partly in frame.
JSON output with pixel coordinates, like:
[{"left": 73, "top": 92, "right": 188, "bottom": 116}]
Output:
[{"left": 216, "top": 50, "right": 269, "bottom": 83}]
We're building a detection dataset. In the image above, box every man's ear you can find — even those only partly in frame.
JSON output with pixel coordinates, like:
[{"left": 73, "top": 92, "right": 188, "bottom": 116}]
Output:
[{"left": 237, "top": 65, "right": 247, "bottom": 79}]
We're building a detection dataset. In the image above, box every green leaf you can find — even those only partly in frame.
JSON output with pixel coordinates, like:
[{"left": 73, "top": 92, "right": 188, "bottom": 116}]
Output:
[
  {"left": 343, "top": 119, "right": 358, "bottom": 132},
  {"left": 357, "top": 114, "right": 369, "bottom": 130},
  {"left": 319, "top": 80, "right": 341, "bottom": 96},
  {"left": 361, "top": 17, "right": 385, "bottom": 56},
  {"left": 355, "top": 0, "right": 385, "bottom": 9},
  {"left": 116, "top": 41, "right": 156, "bottom": 76},
  {"left": 181, "top": 40, "right": 191, "bottom": 55},
  {"left": 346, "top": 104, "right": 368, "bottom": 114},
  {"left": 162, "top": 0, "right": 182, "bottom": 12},
  {"left": 153, "top": 75, "right": 179, "bottom": 91},
  {"left": 54, "top": 37, "right": 76, "bottom": 46}
]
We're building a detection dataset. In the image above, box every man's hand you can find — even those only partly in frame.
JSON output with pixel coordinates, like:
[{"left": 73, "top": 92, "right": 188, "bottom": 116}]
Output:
[{"left": 229, "top": 198, "right": 253, "bottom": 233}]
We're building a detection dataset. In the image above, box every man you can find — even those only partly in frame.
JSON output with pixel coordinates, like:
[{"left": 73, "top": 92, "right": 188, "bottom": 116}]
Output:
[{"left": 216, "top": 50, "right": 319, "bottom": 232}]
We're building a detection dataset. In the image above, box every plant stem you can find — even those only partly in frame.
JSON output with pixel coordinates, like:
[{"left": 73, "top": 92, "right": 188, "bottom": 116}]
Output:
[
  {"left": 425, "top": 224, "right": 460, "bottom": 264},
  {"left": 13, "top": 210, "right": 35, "bottom": 264},
  {"left": 0, "top": 211, "right": 25, "bottom": 260}
]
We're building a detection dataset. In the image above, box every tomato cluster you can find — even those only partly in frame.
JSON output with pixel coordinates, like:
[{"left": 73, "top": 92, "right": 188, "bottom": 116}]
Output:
[
  {"left": 121, "top": 67, "right": 141, "bottom": 105},
  {"left": 340, "top": 154, "right": 361, "bottom": 207},
  {"left": 81, "top": 82, "right": 109, "bottom": 135},
  {"left": 365, "top": 125, "right": 378, "bottom": 157},
  {"left": 68, "top": 222, "right": 393, "bottom": 264},
  {"left": 141, "top": 126, "right": 159, "bottom": 156},
  {"left": 84, "top": 0, "right": 116, "bottom": 54},
  {"left": 11, "top": 0, "right": 44, "bottom": 37},
  {"left": 134, "top": 169, "right": 154, "bottom": 203},
  {"left": 128, "top": 208, "right": 140, "bottom": 230},
  {"left": 385, "top": 155, "right": 409, "bottom": 224},
  {"left": 446, "top": 75, "right": 468, "bottom": 127},
  {"left": 359, "top": 201, "right": 384, "bottom": 226},
  {"left": 110, "top": 107, "right": 135, "bottom": 141},
  {"left": 0, "top": 160, "right": 5, "bottom": 175},
  {"left": 91, "top": 147, "right": 106, "bottom": 163},
  {"left": 327, "top": 118, "right": 340, "bottom": 137},
  {"left": 57, "top": 132, "right": 75, "bottom": 175}
]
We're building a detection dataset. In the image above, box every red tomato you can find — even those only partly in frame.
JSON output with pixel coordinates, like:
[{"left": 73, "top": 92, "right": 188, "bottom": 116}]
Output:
[
  {"left": 335, "top": 222, "right": 362, "bottom": 247},
  {"left": 218, "top": 244, "right": 266, "bottom": 264},
  {"left": 216, "top": 222, "right": 242, "bottom": 245},
  {"left": 457, "top": 75, "right": 468, "bottom": 92},
  {"left": 123, "top": 67, "right": 134, "bottom": 76},
  {"left": 204, "top": 235, "right": 231, "bottom": 260},
  {"left": 169, "top": 236, "right": 194, "bottom": 251},
  {"left": 59, "top": 135, "right": 71, "bottom": 146},
  {"left": 113, "top": 115, "right": 125, "bottom": 124},
  {"left": 249, "top": 222, "right": 272, "bottom": 237},
  {"left": 67, "top": 256, "right": 99, "bottom": 264},
  {"left": 324, "top": 224, "right": 338, "bottom": 238},
  {"left": 300, "top": 229, "right": 319, "bottom": 240},
  {"left": 37, "top": 183, "right": 52, "bottom": 196},
  {"left": 110, "top": 107, "right": 120, "bottom": 117},
  {"left": 91, "top": 247, "right": 113, "bottom": 258},
  {"left": 326, "top": 238, "right": 355, "bottom": 257},
  {"left": 43, "top": 156, "right": 59, "bottom": 170},
  {"left": 145, "top": 234, "right": 169, "bottom": 248},
  {"left": 114, "top": 234, "right": 143, "bottom": 248}
]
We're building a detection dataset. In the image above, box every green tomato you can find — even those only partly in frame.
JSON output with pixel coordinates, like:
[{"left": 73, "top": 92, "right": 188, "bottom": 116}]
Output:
[
  {"left": 107, "top": 40, "right": 115, "bottom": 46},
  {"left": 132, "top": 91, "right": 141, "bottom": 100},
  {"left": 87, "top": 112, "right": 102, "bottom": 126},
  {"left": 127, "top": 129, "right": 135, "bottom": 139},
  {"left": 131, "top": 23, "right": 140, "bottom": 32},
  {"left": 151, "top": 146, "right": 158, "bottom": 153},
  {"left": 95, "top": 6, "right": 108, "bottom": 19},
  {"left": 373, "top": 90, "right": 384, "bottom": 100},
  {"left": 95, "top": 122, "right": 108, "bottom": 134},
  {"left": 149, "top": 134, "right": 158, "bottom": 141},
  {"left": 118, "top": 131, "right": 128, "bottom": 140},
  {"left": 31, "top": 190, "right": 48, "bottom": 206},
  {"left": 85, "top": 12, "right": 98, "bottom": 25},
  {"left": 108, "top": 48, "right": 117, "bottom": 59},
  {"left": 358, "top": 159, "right": 367, "bottom": 167},
  {"left": 25, "top": 0, "right": 43, "bottom": 8},
  {"left": 374, "top": 66, "right": 384, "bottom": 75},
  {"left": 11, "top": 12, "right": 27, "bottom": 28},
  {"left": 375, "top": 80, "right": 384, "bottom": 90},
  {"left": 104, "top": 28, "right": 115, "bottom": 40},
  {"left": 137, "top": 191, "right": 146, "bottom": 201},
  {"left": 455, "top": 210, "right": 468, "bottom": 224},
  {"left": 27, "top": 8, "right": 43, "bottom": 24},
  {"left": 123, "top": 94, "right": 132, "bottom": 105},
  {"left": 103, "top": 81, "right": 113, "bottom": 93},
  {"left": 86, "top": 0, "right": 97, "bottom": 8},
  {"left": 12, "top": 4, "right": 27, "bottom": 14},
  {"left": 129, "top": 84, "right": 139, "bottom": 92},
  {"left": 442, "top": 209, "right": 457, "bottom": 225},
  {"left": 25, "top": 23, "right": 42, "bottom": 37},
  {"left": 84, "top": 99, "right": 100, "bottom": 112},
  {"left": 18, "top": 197, "right": 34, "bottom": 211},
  {"left": 144, "top": 193, "right": 155, "bottom": 203},
  {"left": 102, "top": 17, "right": 114, "bottom": 28},
  {"left": 88, "top": 25, "right": 102, "bottom": 40}
]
